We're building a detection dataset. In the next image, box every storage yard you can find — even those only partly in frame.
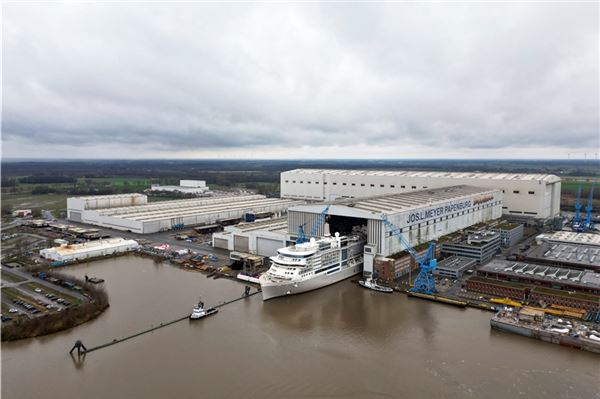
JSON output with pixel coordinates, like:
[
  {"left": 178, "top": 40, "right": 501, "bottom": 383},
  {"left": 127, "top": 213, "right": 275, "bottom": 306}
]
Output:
[{"left": 281, "top": 169, "right": 561, "bottom": 221}]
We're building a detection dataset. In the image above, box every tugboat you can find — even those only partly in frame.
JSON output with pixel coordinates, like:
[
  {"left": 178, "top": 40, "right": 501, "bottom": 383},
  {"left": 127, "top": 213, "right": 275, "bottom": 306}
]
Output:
[
  {"left": 358, "top": 278, "right": 394, "bottom": 293},
  {"left": 189, "top": 298, "right": 218, "bottom": 320}
]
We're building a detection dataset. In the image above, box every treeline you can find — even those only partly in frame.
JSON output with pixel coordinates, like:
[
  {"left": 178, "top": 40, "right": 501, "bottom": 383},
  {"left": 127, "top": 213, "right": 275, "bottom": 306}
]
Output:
[
  {"left": 1, "top": 175, "right": 77, "bottom": 187},
  {"left": 28, "top": 185, "right": 155, "bottom": 196},
  {"left": 3, "top": 159, "right": 599, "bottom": 179}
]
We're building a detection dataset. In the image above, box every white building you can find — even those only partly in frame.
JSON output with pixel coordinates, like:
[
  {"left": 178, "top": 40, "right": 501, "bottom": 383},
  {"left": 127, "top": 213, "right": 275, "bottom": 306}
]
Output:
[
  {"left": 150, "top": 180, "right": 210, "bottom": 195},
  {"left": 280, "top": 169, "right": 560, "bottom": 221},
  {"left": 287, "top": 185, "right": 503, "bottom": 276},
  {"left": 67, "top": 193, "right": 300, "bottom": 234},
  {"left": 212, "top": 218, "right": 291, "bottom": 256},
  {"left": 68, "top": 193, "right": 147, "bottom": 222},
  {"left": 543, "top": 231, "right": 600, "bottom": 247},
  {"left": 40, "top": 237, "right": 140, "bottom": 262}
]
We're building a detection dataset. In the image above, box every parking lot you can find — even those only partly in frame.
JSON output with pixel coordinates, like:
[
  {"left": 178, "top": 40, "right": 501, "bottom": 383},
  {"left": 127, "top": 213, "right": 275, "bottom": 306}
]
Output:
[{"left": 1, "top": 268, "right": 86, "bottom": 323}]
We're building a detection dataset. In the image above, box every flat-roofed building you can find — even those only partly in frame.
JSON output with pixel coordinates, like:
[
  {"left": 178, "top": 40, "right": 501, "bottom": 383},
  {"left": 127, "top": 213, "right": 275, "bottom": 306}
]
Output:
[
  {"left": 440, "top": 230, "right": 501, "bottom": 264},
  {"left": 40, "top": 237, "right": 140, "bottom": 262},
  {"left": 433, "top": 256, "right": 477, "bottom": 279},
  {"left": 212, "top": 218, "right": 292, "bottom": 256},
  {"left": 67, "top": 193, "right": 300, "bottom": 234},
  {"left": 281, "top": 169, "right": 560, "bottom": 221}
]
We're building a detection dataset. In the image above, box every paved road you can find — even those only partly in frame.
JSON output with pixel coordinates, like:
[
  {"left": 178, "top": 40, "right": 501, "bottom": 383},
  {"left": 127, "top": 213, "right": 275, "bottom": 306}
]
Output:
[{"left": 1, "top": 267, "right": 88, "bottom": 302}]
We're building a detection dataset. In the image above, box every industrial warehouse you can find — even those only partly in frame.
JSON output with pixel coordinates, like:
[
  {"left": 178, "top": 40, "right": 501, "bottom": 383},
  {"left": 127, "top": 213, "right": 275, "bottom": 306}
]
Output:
[
  {"left": 212, "top": 217, "right": 290, "bottom": 256},
  {"left": 40, "top": 237, "right": 140, "bottom": 262},
  {"left": 286, "top": 185, "right": 502, "bottom": 276},
  {"left": 280, "top": 169, "right": 561, "bottom": 221},
  {"left": 67, "top": 193, "right": 300, "bottom": 234},
  {"left": 524, "top": 231, "right": 600, "bottom": 270}
]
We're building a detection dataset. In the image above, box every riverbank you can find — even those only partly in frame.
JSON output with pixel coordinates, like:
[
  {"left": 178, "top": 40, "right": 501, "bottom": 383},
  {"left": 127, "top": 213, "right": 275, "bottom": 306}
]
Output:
[{"left": 1, "top": 271, "right": 109, "bottom": 341}]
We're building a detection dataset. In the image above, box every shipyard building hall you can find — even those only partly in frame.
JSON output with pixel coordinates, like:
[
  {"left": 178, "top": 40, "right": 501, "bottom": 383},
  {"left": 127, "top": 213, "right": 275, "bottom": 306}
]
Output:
[
  {"left": 281, "top": 169, "right": 560, "bottom": 221},
  {"left": 287, "top": 185, "right": 503, "bottom": 276}
]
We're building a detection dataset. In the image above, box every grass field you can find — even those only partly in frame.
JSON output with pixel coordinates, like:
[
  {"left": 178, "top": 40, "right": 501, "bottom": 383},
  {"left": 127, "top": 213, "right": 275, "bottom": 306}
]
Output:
[
  {"left": 561, "top": 179, "right": 598, "bottom": 199},
  {"left": 1, "top": 193, "right": 68, "bottom": 213},
  {"left": 1, "top": 271, "right": 27, "bottom": 283},
  {"left": 82, "top": 177, "right": 158, "bottom": 187}
]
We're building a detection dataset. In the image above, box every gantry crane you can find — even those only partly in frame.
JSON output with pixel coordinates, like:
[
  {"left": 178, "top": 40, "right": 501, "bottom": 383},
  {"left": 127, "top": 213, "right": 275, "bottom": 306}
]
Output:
[
  {"left": 381, "top": 213, "right": 438, "bottom": 294},
  {"left": 584, "top": 181, "right": 596, "bottom": 231},
  {"left": 571, "top": 183, "right": 584, "bottom": 232}
]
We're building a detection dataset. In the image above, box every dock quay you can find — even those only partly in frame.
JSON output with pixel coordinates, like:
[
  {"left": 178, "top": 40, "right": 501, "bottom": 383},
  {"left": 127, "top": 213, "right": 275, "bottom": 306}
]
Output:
[
  {"left": 72, "top": 290, "right": 260, "bottom": 355},
  {"left": 405, "top": 290, "right": 468, "bottom": 307}
]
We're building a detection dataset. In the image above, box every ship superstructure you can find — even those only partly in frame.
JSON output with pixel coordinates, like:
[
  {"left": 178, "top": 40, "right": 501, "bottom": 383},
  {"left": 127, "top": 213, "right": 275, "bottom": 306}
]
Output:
[{"left": 260, "top": 231, "right": 365, "bottom": 300}]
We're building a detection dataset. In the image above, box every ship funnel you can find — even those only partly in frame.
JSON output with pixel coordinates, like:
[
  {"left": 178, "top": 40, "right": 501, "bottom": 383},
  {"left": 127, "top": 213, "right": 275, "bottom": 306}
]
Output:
[{"left": 324, "top": 222, "right": 331, "bottom": 237}]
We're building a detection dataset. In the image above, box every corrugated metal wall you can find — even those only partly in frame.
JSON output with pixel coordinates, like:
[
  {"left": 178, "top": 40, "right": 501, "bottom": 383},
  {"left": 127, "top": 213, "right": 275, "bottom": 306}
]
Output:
[
  {"left": 213, "top": 238, "right": 229, "bottom": 250},
  {"left": 256, "top": 237, "right": 284, "bottom": 257},
  {"left": 367, "top": 219, "right": 382, "bottom": 253},
  {"left": 287, "top": 210, "right": 319, "bottom": 236},
  {"left": 233, "top": 235, "right": 249, "bottom": 252},
  {"left": 69, "top": 211, "right": 82, "bottom": 222}
]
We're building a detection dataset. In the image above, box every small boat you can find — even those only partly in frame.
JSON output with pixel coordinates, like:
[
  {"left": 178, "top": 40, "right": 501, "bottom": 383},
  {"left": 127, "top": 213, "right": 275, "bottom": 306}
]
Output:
[
  {"left": 359, "top": 278, "right": 394, "bottom": 293},
  {"left": 189, "top": 299, "right": 218, "bottom": 320}
]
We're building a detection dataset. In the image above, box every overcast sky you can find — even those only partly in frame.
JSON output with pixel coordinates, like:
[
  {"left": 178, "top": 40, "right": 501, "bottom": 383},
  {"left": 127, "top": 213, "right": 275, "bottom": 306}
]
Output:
[{"left": 2, "top": 2, "right": 598, "bottom": 159}]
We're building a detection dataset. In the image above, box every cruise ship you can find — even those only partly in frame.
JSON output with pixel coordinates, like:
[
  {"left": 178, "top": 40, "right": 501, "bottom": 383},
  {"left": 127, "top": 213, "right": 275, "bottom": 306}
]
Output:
[{"left": 259, "top": 229, "right": 365, "bottom": 300}]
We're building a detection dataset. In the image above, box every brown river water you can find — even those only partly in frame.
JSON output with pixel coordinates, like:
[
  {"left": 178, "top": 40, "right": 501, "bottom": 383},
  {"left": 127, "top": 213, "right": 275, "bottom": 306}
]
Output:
[{"left": 2, "top": 256, "right": 599, "bottom": 399}]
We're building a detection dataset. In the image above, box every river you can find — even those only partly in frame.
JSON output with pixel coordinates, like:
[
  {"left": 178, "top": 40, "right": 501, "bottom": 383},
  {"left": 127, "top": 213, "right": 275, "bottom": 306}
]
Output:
[{"left": 2, "top": 256, "right": 598, "bottom": 398}]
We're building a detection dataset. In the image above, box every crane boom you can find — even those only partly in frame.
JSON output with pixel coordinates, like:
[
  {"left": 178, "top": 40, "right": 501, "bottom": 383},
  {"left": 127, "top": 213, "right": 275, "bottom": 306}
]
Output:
[
  {"left": 310, "top": 205, "right": 331, "bottom": 238},
  {"left": 381, "top": 214, "right": 438, "bottom": 294},
  {"left": 296, "top": 205, "right": 331, "bottom": 244}
]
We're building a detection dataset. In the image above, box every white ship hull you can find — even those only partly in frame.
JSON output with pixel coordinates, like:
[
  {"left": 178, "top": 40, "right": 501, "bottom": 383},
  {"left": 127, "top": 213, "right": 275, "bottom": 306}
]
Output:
[{"left": 260, "top": 263, "right": 362, "bottom": 300}]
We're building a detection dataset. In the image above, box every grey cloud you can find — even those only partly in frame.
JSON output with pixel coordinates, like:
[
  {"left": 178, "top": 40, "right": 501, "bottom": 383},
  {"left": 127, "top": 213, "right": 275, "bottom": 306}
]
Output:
[{"left": 2, "top": 3, "right": 598, "bottom": 157}]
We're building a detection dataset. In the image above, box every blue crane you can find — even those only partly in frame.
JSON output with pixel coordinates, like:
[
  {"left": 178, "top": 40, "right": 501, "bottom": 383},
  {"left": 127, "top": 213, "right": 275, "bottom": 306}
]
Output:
[
  {"left": 584, "top": 181, "right": 596, "bottom": 231},
  {"left": 296, "top": 205, "right": 331, "bottom": 244},
  {"left": 381, "top": 214, "right": 438, "bottom": 294},
  {"left": 571, "top": 183, "right": 584, "bottom": 232}
]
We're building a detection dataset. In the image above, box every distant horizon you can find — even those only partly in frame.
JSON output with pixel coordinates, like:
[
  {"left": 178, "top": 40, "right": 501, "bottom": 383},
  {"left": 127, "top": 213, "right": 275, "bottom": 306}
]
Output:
[{"left": 2, "top": 157, "right": 599, "bottom": 162}]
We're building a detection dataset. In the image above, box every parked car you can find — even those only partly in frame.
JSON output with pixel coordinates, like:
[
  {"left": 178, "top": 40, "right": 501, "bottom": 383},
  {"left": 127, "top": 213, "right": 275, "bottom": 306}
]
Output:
[
  {"left": 34, "top": 288, "right": 42, "bottom": 293},
  {"left": 8, "top": 308, "right": 18, "bottom": 313}
]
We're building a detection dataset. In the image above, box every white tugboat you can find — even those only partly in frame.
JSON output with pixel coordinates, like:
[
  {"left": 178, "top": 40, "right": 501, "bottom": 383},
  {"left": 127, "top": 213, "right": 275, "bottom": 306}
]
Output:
[
  {"left": 260, "top": 227, "right": 365, "bottom": 300},
  {"left": 358, "top": 277, "right": 394, "bottom": 293},
  {"left": 189, "top": 298, "right": 218, "bottom": 320}
]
